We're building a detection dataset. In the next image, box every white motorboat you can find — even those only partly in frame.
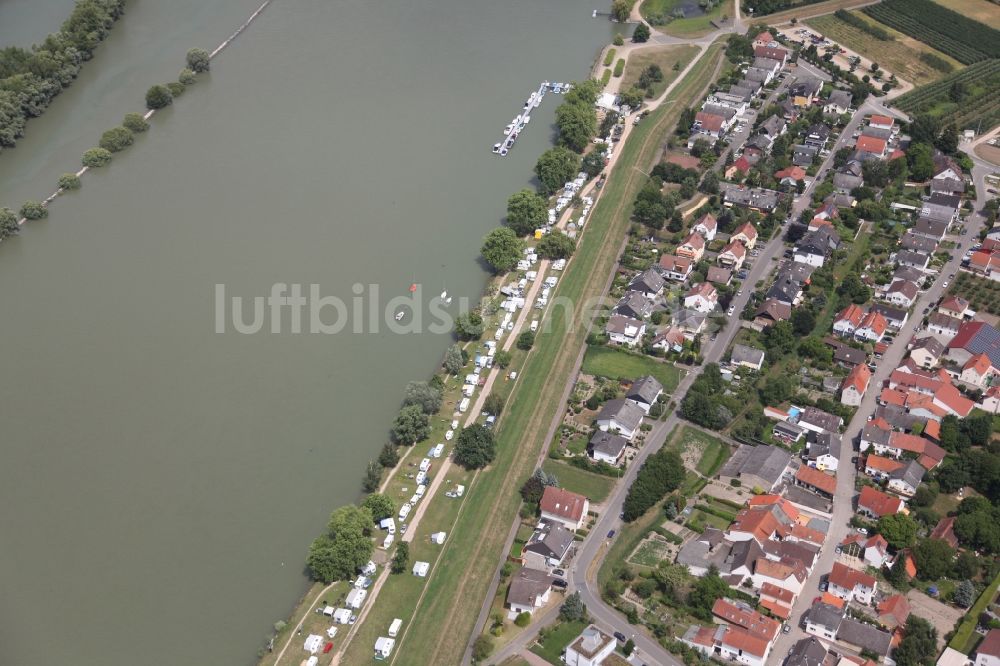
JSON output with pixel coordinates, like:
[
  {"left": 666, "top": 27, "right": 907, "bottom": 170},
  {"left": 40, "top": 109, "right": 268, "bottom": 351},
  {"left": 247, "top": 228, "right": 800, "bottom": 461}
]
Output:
[
  {"left": 440, "top": 290, "right": 448, "bottom": 299},
  {"left": 395, "top": 311, "right": 405, "bottom": 321},
  {"left": 492, "top": 143, "right": 501, "bottom": 153}
]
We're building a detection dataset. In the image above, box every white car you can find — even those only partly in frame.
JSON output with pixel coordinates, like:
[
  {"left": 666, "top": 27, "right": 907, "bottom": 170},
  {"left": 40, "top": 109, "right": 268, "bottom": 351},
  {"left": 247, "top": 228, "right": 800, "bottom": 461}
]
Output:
[{"left": 727, "top": 305, "right": 736, "bottom": 316}]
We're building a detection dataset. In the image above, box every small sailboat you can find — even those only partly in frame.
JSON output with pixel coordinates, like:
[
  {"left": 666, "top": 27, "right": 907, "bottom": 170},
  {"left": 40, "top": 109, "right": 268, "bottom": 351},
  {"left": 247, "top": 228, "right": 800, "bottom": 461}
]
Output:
[
  {"left": 440, "top": 289, "right": 448, "bottom": 300},
  {"left": 445, "top": 295, "right": 453, "bottom": 305},
  {"left": 395, "top": 310, "right": 405, "bottom": 321}
]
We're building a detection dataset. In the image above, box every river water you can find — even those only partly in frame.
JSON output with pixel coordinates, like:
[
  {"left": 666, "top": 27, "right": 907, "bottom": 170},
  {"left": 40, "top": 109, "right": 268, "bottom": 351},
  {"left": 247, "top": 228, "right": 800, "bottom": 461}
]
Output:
[{"left": 0, "top": 1, "right": 615, "bottom": 664}]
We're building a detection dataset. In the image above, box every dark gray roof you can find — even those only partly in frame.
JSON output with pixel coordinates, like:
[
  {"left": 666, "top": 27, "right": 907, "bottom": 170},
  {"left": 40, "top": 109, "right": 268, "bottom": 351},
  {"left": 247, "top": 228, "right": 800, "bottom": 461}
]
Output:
[
  {"left": 837, "top": 617, "right": 892, "bottom": 655},
  {"left": 731, "top": 344, "right": 766, "bottom": 367},
  {"left": 800, "top": 406, "right": 843, "bottom": 433},
  {"left": 833, "top": 172, "right": 863, "bottom": 192},
  {"left": 630, "top": 268, "right": 664, "bottom": 295},
  {"left": 913, "top": 218, "right": 949, "bottom": 239},
  {"left": 627, "top": 375, "right": 663, "bottom": 405},
  {"left": 862, "top": 423, "right": 891, "bottom": 447},
  {"left": 896, "top": 250, "right": 930, "bottom": 268},
  {"left": 890, "top": 459, "right": 925, "bottom": 489},
  {"left": 826, "top": 89, "right": 852, "bottom": 108},
  {"left": 780, "top": 261, "right": 815, "bottom": 284},
  {"left": 901, "top": 231, "right": 938, "bottom": 253},
  {"left": 793, "top": 144, "right": 819, "bottom": 166},
  {"left": 588, "top": 431, "right": 628, "bottom": 459},
  {"left": 761, "top": 539, "right": 819, "bottom": 569},
  {"left": 596, "top": 398, "right": 645, "bottom": 432},
  {"left": 807, "top": 432, "right": 840, "bottom": 461},
  {"left": 703, "top": 104, "right": 737, "bottom": 120},
  {"left": 759, "top": 115, "right": 786, "bottom": 137},
  {"left": 724, "top": 186, "right": 781, "bottom": 211},
  {"left": 912, "top": 335, "right": 945, "bottom": 357},
  {"left": 872, "top": 303, "right": 908, "bottom": 325},
  {"left": 752, "top": 56, "right": 782, "bottom": 70},
  {"left": 524, "top": 521, "right": 575, "bottom": 560},
  {"left": 806, "top": 603, "right": 844, "bottom": 632},
  {"left": 861, "top": 126, "right": 892, "bottom": 140},
  {"left": 615, "top": 291, "right": 652, "bottom": 319},
  {"left": 875, "top": 404, "right": 925, "bottom": 431},
  {"left": 718, "top": 444, "right": 791, "bottom": 486},
  {"left": 767, "top": 275, "right": 801, "bottom": 305},
  {"left": 790, "top": 76, "right": 822, "bottom": 98},
  {"left": 725, "top": 538, "right": 764, "bottom": 571},
  {"left": 507, "top": 567, "right": 554, "bottom": 607},
  {"left": 786, "top": 637, "right": 829, "bottom": 666}
]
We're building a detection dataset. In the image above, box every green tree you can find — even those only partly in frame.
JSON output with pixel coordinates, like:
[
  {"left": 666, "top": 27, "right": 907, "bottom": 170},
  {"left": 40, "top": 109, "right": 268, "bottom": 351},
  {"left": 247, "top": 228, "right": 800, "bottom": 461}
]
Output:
[
  {"left": 886, "top": 553, "right": 911, "bottom": 590},
  {"left": 166, "top": 81, "right": 185, "bottom": 98},
  {"left": 455, "top": 311, "right": 485, "bottom": 341},
  {"left": 0, "top": 208, "right": 19, "bottom": 239},
  {"left": 759, "top": 375, "right": 795, "bottom": 405},
  {"left": 763, "top": 320, "right": 796, "bottom": 356},
  {"left": 517, "top": 330, "right": 535, "bottom": 350},
  {"left": 912, "top": 538, "right": 954, "bottom": 580},
  {"left": 535, "top": 146, "right": 581, "bottom": 195},
  {"left": 444, "top": 343, "right": 465, "bottom": 374},
  {"left": 145, "top": 84, "right": 173, "bottom": 110},
  {"left": 520, "top": 474, "right": 545, "bottom": 504},
  {"left": 378, "top": 442, "right": 399, "bottom": 468},
  {"left": 58, "top": 173, "right": 81, "bottom": 190},
  {"left": 632, "top": 23, "right": 650, "bottom": 42},
  {"left": 494, "top": 350, "right": 512, "bottom": 368},
  {"left": 362, "top": 493, "right": 394, "bottom": 521},
  {"left": 613, "top": 33, "right": 625, "bottom": 46},
  {"left": 361, "top": 459, "right": 381, "bottom": 493},
  {"left": 537, "top": 229, "right": 576, "bottom": 259},
  {"left": 688, "top": 565, "right": 731, "bottom": 620},
  {"left": 907, "top": 142, "right": 935, "bottom": 181},
  {"left": 623, "top": 638, "right": 636, "bottom": 656},
  {"left": 186, "top": 47, "right": 211, "bottom": 73},
  {"left": 791, "top": 308, "right": 815, "bottom": 336},
  {"left": 611, "top": 0, "right": 630, "bottom": 21},
  {"left": 391, "top": 541, "right": 410, "bottom": 574},
  {"left": 82, "top": 147, "right": 112, "bottom": 167},
  {"left": 306, "top": 504, "right": 374, "bottom": 583},
  {"left": 953, "top": 580, "right": 976, "bottom": 608},
  {"left": 403, "top": 380, "right": 443, "bottom": 414},
  {"left": 484, "top": 392, "right": 504, "bottom": 416},
  {"left": 556, "top": 101, "right": 597, "bottom": 153},
  {"left": 514, "top": 611, "right": 531, "bottom": 627},
  {"left": 390, "top": 404, "right": 431, "bottom": 445},
  {"left": 878, "top": 513, "right": 918, "bottom": 550},
  {"left": 19, "top": 200, "right": 47, "bottom": 220},
  {"left": 506, "top": 189, "right": 548, "bottom": 236},
  {"left": 178, "top": 68, "right": 197, "bottom": 85},
  {"left": 455, "top": 424, "right": 496, "bottom": 469},
  {"left": 122, "top": 112, "right": 149, "bottom": 133},
  {"left": 99, "top": 126, "right": 133, "bottom": 153},
  {"left": 560, "top": 591, "right": 587, "bottom": 621},
  {"left": 893, "top": 615, "right": 937, "bottom": 666},
  {"left": 481, "top": 227, "right": 524, "bottom": 273},
  {"left": 472, "top": 635, "right": 494, "bottom": 663},
  {"left": 582, "top": 151, "right": 605, "bottom": 178}
]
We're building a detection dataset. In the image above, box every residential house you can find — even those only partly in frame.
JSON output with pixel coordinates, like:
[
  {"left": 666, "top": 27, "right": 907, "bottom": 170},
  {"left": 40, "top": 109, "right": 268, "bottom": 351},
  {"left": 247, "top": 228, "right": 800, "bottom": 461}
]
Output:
[
  {"left": 651, "top": 326, "right": 686, "bottom": 353},
  {"left": 798, "top": 406, "right": 844, "bottom": 434},
  {"left": 731, "top": 221, "right": 759, "bottom": 249},
  {"left": 731, "top": 344, "right": 765, "bottom": 371},
  {"left": 896, "top": 250, "right": 930, "bottom": 271},
  {"left": 754, "top": 44, "right": 788, "bottom": 65},
  {"left": 691, "top": 111, "right": 727, "bottom": 145},
  {"left": 522, "top": 521, "right": 575, "bottom": 570},
  {"left": 758, "top": 115, "right": 786, "bottom": 139},
  {"left": 684, "top": 282, "right": 718, "bottom": 313},
  {"left": 795, "top": 465, "right": 836, "bottom": 498},
  {"left": 840, "top": 363, "right": 871, "bottom": 406},
  {"left": 673, "top": 309, "right": 708, "bottom": 338},
  {"left": 912, "top": 217, "right": 949, "bottom": 242},
  {"left": 833, "top": 170, "right": 863, "bottom": 193},
  {"left": 960, "top": 353, "right": 997, "bottom": 388},
  {"left": 605, "top": 314, "right": 645, "bottom": 347},
  {"left": 804, "top": 124, "right": 831, "bottom": 148},
  {"left": 885, "top": 279, "right": 919, "bottom": 308},
  {"left": 947, "top": 321, "right": 1000, "bottom": 368},
  {"left": 775, "top": 165, "right": 807, "bottom": 187},
  {"left": 931, "top": 165, "right": 965, "bottom": 197},
  {"left": 921, "top": 193, "right": 961, "bottom": 225},
  {"left": 792, "top": 144, "right": 819, "bottom": 167},
  {"left": 539, "top": 486, "right": 589, "bottom": 530},
  {"left": 804, "top": 603, "right": 843, "bottom": 642},
  {"left": 910, "top": 336, "right": 945, "bottom": 368},
  {"left": 901, "top": 230, "right": 939, "bottom": 254},
  {"left": 975, "top": 630, "right": 1000, "bottom": 666},
  {"left": 676, "top": 232, "right": 706, "bottom": 261},
  {"left": 658, "top": 254, "right": 693, "bottom": 282},
  {"left": 861, "top": 125, "right": 892, "bottom": 141},
  {"left": 629, "top": 268, "right": 665, "bottom": 299},
  {"left": 856, "top": 135, "right": 887, "bottom": 158},
  {"left": 808, "top": 216, "right": 833, "bottom": 232},
  {"left": 754, "top": 299, "right": 791, "bottom": 328},
  {"left": 595, "top": 398, "right": 645, "bottom": 440},
  {"left": 565, "top": 625, "right": 616, "bottom": 666},
  {"left": 888, "top": 459, "right": 926, "bottom": 496},
  {"left": 752, "top": 31, "right": 775, "bottom": 48},
  {"left": 828, "top": 562, "right": 877, "bottom": 604},
  {"left": 833, "top": 304, "right": 865, "bottom": 337},
  {"left": 930, "top": 515, "right": 959, "bottom": 549},
  {"left": 854, "top": 310, "right": 888, "bottom": 343},
  {"left": 939, "top": 295, "right": 971, "bottom": 320},
  {"left": 703, "top": 104, "right": 738, "bottom": 128},
  {"left": 726, "top": 155, "right": 753, "bottom": 180},
  {"left": 790, "top": 76, "right": 822, "bottom": 105},
  {"left": 724, "top": 187, "right": 780, "bottom": 214},
  {"left": 837, "top": 617, "right": 893, "bottom": 659},
  {"left": 718, "top": 444, "right": 792, "bottom": 491},
  {"left": 718, "top": 240, "right": 747, "bottom": 269},
  {"left": 805, "top": 432, "right": 840, "bottom": 472},
  {"left": 868, "top": 114, "right": 894, "bottom": 130},
  {"left": 707, "top": 266, "right": 732, "bottom": 286},
  {"left": 614, "top": 291, "right": 652, "bottom": 320},
  {"left": 626, "top": 375, "right": 663, "bottom": 413},
  {"left": 929, "top": 312, "right": 962, "bottom": 338},
  {"left": 588, "top": 431, "right": 627, "bottom": 466},
  {"left": 707, "top": 92, "right": 750, "bottom": 116},
  {"left": 859, "top": 421, "right": 891, "bottom": 453},
  {"left": 970, "top": 248, "right": 1000, "bottom": 280},
  {"left": 824, "top": 89, "right": 852, "bottom": 115},
  {"left": 841, "top": 533, "right": 891, "bottom": 569},
  {"left": 857, "top": 484, "right": 904, "bottom": 520},
  {"left": 795, "top": 227, "right": 839, "bottom": 268},
  {"left": 693, "top": 213, "right": 718, "bottom": 241},
  {"left": 506, "top": 566, "right": 554, "bottom": 615}
]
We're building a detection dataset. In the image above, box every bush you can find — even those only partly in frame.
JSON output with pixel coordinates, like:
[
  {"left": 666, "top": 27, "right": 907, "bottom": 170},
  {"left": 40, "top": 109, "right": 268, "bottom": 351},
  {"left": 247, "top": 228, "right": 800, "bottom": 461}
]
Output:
[
  {"left": 19, "top": 201, "right": 47, "bottom": 220},
  {"left": 58, "top": 173, "right": 81, "bottom": 190},
  {"left": 145, "top": 85, "right": 173, "bottom": 110},
  {"left": 99, "top": 126, "right": 133, "bottom": 153},
  {"left": 122, "top": 112, "right": 149, "bottom": 133},
  {"left": 178, "top": 68, "right": 197, "bottom": 85},
  {"left": 166, "top": 81, "right": 185, "bottom": 97},
  {"left": 604, "top": 48, "right": 617, "bottom": 67},
  {"left": 82, "top": 147, "right": 112, "bottom": 168},
  {"left": 613, "top": 34, "right": 625, "bottom": 46},
  {"left": 613, "top": 59, "right": 626, "bottom": 77},
  {"left": 517, "top": 330, "right": 535, "bottom": 350},
  {"left": 514, "top": 611, "right": 531, "bottom": 627}
]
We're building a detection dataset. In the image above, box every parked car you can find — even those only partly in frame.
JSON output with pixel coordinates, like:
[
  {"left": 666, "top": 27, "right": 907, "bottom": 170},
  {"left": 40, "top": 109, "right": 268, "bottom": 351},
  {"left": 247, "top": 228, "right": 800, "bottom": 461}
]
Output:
[
  {"left": 553, "top": 568, "right": 565, "bottom": 577},
  {"left": 553, "top": 578, "right": 568, "bottom": 589},
  {"left": 607, "top": 529, "right": 616, "bottom": 539},
  {"left": 614, "top": 632, "right": 627, "bottom": 643}
]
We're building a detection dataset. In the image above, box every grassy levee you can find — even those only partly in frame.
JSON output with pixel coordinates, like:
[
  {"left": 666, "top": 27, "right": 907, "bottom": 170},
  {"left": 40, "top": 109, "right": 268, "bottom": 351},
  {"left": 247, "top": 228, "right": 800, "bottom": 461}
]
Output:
[
  {"left": 392, "top": 43, "right": 726, "bottom": 666},
  {"left": 949, "top": 568, "right": 1000, "bottom": 653}
]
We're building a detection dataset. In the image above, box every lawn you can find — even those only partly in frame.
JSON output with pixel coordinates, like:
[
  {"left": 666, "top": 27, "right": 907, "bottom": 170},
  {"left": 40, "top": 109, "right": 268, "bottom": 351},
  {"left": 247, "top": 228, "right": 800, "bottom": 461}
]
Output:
[
  {"left": 687, "top": 508, "right": 731, "bottom": 532},
  {"left": 530, "top": 620, "right": 589, "bottom": 664},
  {"left": 542, "top": 459, "right": 617, "bottom": 503},
  {"left": 933, "top": 0, "right": 1000, "bottom": 29},
  {"left": 761, "top": 0, "right": 877, "bottom": 24},
  {"left": 394, "top": 44, "right": 728, "bottom": 666},
  {"left": 622, "top": 45, "right": 701, "bottom": 98},
  {"left": 628, "top": 537, "right": 672, "bottom": 567},
  {"left": 665, "top": 425, "right": 731, "bottom": 476},
  {"left": 641, "top": 0, "right": 732, "bottom": 37},
  {"left": 806, "top": 12, "right": 963, "bottom": 86},
  {"left": 581, "top": 345, "right": 683, "bottom": 391}
]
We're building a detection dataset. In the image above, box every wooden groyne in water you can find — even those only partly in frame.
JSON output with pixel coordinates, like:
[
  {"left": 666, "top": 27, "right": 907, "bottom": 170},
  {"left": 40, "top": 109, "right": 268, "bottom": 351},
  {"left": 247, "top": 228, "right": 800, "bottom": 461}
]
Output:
[{"left": 14, "top": 0, "right": 273, "bottom": 228}]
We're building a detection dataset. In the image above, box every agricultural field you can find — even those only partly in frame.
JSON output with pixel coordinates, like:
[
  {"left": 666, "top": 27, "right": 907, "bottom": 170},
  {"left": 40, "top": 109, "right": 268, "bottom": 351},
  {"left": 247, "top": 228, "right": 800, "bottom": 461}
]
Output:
[
  {"left": 754, "top": 0, "right": 875, "bottom": 24},
  {"left": 932, "top": 0, "right": 1000, "bottom": 30},
  {"left": 893, "top": 59, "right": 1000, "bottom": 132},
  {"left": 581, "top": 345, "right": 683, "bottom": 391},
  {"left": 621, "top": 45, "right": 702, "bottom": 99},
  {"left": 806, "top": 12, "right": 962, "bottom": 86},
  {"left": 863, "top": 0, "right": 1000, "bottom": 65}
]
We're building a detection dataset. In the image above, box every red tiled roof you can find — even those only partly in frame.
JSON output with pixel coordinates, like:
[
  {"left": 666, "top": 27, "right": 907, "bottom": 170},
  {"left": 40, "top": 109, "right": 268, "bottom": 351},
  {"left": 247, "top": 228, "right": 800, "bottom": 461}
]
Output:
[
  {"left": 836, "top": 304, "right": 866, "bottom": 327},
  {"left": 539, "top": 486, "right": 587, "bottom": 522},
  {"left": 888, "top": 431, "right": 929, "bottom": 454},
  {"left": 869, "top": 114, "right": 893, "bottom": 127},
  {"left": 934, "top": 382, "right": 975, "bottom": 417},
  {"left": 858, "top": 485, "right": 903, "bottom": 518},
  {"left": 694, "top": 213, "right": 717, "bottom": 232},
  {"left": 760, "top": 582, "right": 794, "bottom": 604},
  {"left": 829, "top": 561, "right": 876, "bottom": 592},
  {"left": 755, "top": 31, "right": 774, "bottom": 42},
  {"left": 858, "top": 310, "right": 888, "bottom": 336},
  {"left": 822, "top": 592, "right": 846, "bottom": 609},
  {"left": 842, "top": 363, "right": 871, "bottom": 395},
  {"left": 929, "top": 516, "right": 959, "bottom": 548},
  {"left": 696, "top": 111, "right": 725, "bottom": 132},
  {"left": 977, "top": 629, "right": 1000, "bottom": 658},
  {"left": 733, "top": 222, "right": 758, "bottom": 242},
  {"left": 732, "top": 156, "right": 751, "bottom": 173},
  {"left": 686, "top": 282, "right": 717, "bottom": 299},
  {"left": 796, "top": 465, "right": 836, "bottom": 494},
  {"left": 856, "top": 135, "right": 887, "bottom": 154},
  {"left": 923, "top": 419, "right": 940, "bottom": 440},
  {"left": 721, "top": 627, "right": 769, "bottom": 658},
  {"left": 658, "top": 254, "right": 692, "bottom": 273},
  {"left": 712, "top": 598, "right": 781, "bottom": 641},
  {"left": 721, "top": 240, "right": 746, "bottom": 259},
  {"left": 877, "top": 594, "right": 910, "bottom": 626},
  {"left": 964, "top": 353, "right": 993, "bottom": 376},
  {"left": 940, "top": 295, "right": 969, "bottom": 314},
  {"left": 865, "top": 455, "right": 904, "bottom": 473},
  {"left": 680, "top": 232, "right": 706, "bottom": 250},
  {"left": 775, "top": 166, "right": 806, "bottom": 181}
]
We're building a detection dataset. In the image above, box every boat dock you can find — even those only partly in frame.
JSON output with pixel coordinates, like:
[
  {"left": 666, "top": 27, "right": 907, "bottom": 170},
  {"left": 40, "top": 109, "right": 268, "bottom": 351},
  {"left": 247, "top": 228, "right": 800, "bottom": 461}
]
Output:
[{"left": 492, "top": 81, "right": 573, "bottom": 156}]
